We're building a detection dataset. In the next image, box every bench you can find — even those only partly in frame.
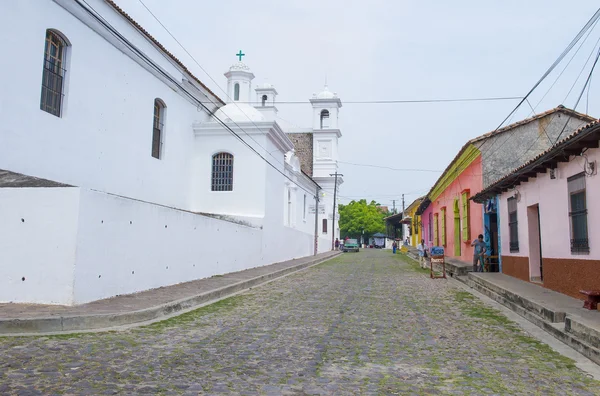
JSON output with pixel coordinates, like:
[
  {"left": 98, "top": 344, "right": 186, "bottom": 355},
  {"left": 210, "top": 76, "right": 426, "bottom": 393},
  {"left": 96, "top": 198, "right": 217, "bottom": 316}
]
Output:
[{"left": 580, "top": 290, "right": 600, "bottom": 310}]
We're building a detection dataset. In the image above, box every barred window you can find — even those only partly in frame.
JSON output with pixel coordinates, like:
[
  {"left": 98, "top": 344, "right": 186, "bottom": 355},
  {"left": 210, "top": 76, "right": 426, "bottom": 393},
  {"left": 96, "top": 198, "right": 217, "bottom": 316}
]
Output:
[
  {"left": 568, "top": 173, "right": 588, "bottom": 254},
  {"left": 322, "top": 218, "right": 328, "bottom": 234},
  {"left": 40, "top": 30, "right": 68, "bottom": 117},
  {"left": 151, "top": 99, "right": 166, "bottom": 159},
  {"left": 440, "top": 207, "right": 447, "bottom": 246},
  {"left": 433, "top": 213, "right": 439, "bottom": 246},
  {"left": 508, "top": 197, "right": 519, "bottom": 253},
  {"left": 428, "top": 212, "right": 433, "bottom": 242},
  {"left": 211, "top": 152, "right": 234, "bottom": 191}
]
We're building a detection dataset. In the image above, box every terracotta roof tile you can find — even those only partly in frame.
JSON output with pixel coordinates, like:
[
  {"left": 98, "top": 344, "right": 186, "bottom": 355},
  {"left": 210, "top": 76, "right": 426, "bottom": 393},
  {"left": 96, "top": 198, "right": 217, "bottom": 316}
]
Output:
[
  {"left": 104, "top": 0, "right": 224, "bottom": 105},
  {"left": 472, "top": 118, "right": 600, "bottom": 202}
]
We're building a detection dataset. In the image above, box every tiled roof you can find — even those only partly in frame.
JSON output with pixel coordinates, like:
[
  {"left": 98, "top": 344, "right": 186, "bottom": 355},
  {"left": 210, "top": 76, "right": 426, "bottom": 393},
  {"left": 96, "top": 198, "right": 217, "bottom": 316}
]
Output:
[
  {"left": 420, "top": 106, "right": 594, "bottom": 205},
  {"left": 104, "top": 0, "right": 225, "bottom": 105},
  {"left": 472, "top": 118, "right": 600, "bottom": 202}
]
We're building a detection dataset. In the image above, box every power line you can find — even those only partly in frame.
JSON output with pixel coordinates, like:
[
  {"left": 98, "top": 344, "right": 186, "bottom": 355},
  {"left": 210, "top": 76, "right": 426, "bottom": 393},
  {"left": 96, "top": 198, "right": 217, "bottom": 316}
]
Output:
[
  {"left": 136, "top": 0, "right": 289, "bottom": 171},
  {"left": 478, "top": 7, "right": 600, "bottom": 160},
  {"left": 338, "top": 161, "right": 442, "bottom": 173},
  {"left": 223, "top": 97, "right": 522, "bottom": 105},
  {"left": 77, "top": 0, "right": 319, "bottom": 199}
]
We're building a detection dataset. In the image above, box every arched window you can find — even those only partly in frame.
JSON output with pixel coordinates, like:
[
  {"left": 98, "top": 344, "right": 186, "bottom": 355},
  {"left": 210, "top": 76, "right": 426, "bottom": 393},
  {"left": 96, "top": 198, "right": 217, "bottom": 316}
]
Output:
[
  {"left": 234, "top": 83, "right": 240, "bottom": 101},
  {"left": 320, "top": 109, "right": 330, "bottom": 129},
  {"left": 152, "top": 99, "right": 166, "bottom": 159},
  {"left": 40, "top": 30, "right": 68, "bottom": 117},
  {"left": 262, "top": 94, "right": 267, "bottom": 106},
  {"left": 212, "top": 152, "right": 234, "bottom": 191}
]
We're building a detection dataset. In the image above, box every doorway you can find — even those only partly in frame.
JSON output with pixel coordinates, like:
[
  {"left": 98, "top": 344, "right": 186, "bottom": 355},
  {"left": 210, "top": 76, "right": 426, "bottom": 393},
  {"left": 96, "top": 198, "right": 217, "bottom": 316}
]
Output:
[{"left": 527, "top": 205, "right": 543, "bottom": 282}]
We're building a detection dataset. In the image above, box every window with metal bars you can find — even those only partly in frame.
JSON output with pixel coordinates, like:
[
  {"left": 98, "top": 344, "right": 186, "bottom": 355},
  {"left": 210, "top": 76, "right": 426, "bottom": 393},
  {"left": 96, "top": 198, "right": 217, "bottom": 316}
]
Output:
[
  {"left": 40, "top": 30, "right": 68, "bottom": 117},
  {"left": 211, "top": 152, "right": 234, "bottom": 191},
  {"left": 508, "top": 197, "right": 519, "bottom": 253},
  {"left": 152, "top": 99, "right": 166, "bottom": 159},
  {"left": 322, "top": 218, "right": 328, "bottom": 234},
  {"left": 428, "top": 212, "right": 433, "bottom": 242},
  {"left": 568, "top": 173, "right": 589, "bottom": 254}
]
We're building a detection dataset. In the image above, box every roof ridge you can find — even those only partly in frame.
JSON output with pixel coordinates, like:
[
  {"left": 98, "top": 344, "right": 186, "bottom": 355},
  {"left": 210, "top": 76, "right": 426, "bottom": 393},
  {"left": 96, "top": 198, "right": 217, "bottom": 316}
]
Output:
[{"left": 103, "top": 0, "right": 224, "bottom": 105}]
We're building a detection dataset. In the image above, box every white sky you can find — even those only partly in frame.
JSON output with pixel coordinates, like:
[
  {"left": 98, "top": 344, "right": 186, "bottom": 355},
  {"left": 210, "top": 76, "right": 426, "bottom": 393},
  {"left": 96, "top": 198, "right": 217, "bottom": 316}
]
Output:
[{"left": 120, "top": 0, "right": 599, "bottom": 210}]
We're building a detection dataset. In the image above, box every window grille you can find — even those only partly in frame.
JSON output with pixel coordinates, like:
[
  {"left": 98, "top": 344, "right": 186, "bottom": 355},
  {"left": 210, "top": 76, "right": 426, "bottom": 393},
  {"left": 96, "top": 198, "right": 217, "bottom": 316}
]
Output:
[
  {"left": 322, "top": 218, "right": 328, "bottom": 234},
  {"left": 568, "top": 173, "right": 589, "bottom": 254},
  {"left": 40, "top": 30, "right": 67, "bottom": 117},
  {"left": 508, "top": 197, "right": 519, "bottom": 252},
  {"left": 428, "top": 212, "right": 433, "bottom": 242},
  {"left": 211, "top": 152, "right": 234, "bottom": 191},
  {"left": 151, "top": 100, "right": 165, "bottom": 159}
]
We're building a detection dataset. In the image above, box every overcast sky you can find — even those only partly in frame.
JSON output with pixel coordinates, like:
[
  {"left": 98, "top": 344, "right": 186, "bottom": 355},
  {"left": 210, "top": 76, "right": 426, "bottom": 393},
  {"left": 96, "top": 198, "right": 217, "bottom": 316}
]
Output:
[{"left": 121, "top": 0, "right": 599, "bottom": 210}]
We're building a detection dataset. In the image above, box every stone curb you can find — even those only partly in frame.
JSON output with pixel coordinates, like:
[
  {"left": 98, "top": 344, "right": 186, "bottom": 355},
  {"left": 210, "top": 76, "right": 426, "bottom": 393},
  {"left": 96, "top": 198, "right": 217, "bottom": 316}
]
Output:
[{"left": 0, "top": 252, "right": 341, "bottom": 335}]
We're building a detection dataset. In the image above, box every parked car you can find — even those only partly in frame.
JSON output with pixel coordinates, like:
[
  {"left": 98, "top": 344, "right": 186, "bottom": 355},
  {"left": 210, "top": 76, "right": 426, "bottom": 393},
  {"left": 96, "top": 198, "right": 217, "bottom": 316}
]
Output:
[{"left": 343, "top": 239, "right": 360, "bottom": 253}]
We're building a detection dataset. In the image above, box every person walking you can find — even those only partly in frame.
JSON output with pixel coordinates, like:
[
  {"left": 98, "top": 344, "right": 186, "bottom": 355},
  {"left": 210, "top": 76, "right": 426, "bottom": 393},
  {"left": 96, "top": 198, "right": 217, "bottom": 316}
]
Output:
[
  {"left": 417, "top": 239, "right": 428, "bottom": 269},
  {"left": 334, "top": 238, "right": 340, "bottom": 251},
  {"left": 471, "top": 234, "right": 487, "bottom": 272},
  {"left": 392, "top": 241, "right": 397, "bottom": 254}
]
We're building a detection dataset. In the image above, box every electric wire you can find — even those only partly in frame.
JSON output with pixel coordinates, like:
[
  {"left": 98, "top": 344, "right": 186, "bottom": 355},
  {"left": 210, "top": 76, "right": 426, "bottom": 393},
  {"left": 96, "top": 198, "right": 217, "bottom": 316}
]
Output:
[{"left": 77, "top": 0, "right": 319, "bottom": 199}]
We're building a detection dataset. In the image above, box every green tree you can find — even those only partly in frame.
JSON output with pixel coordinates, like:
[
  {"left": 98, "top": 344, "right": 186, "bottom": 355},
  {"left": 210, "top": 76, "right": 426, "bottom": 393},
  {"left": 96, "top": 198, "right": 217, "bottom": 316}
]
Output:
[{"left": 338, "top": 199, "right": 386, "bottom": 240}]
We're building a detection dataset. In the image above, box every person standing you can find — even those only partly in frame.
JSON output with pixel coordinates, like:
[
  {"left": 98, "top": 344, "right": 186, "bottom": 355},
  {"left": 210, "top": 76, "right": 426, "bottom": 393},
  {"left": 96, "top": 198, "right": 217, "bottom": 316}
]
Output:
[
  {"left": 334, "top": 238, "right": 340, "bottom": 251},
  {"left": 471, "top": 234, "right": 487, "bottom": 272},
  {"left": 417, "top": 239, "right": 428, "bottom": 269},
  {"left": 392, "top": 241, "right": 397, "bottom": 254}
]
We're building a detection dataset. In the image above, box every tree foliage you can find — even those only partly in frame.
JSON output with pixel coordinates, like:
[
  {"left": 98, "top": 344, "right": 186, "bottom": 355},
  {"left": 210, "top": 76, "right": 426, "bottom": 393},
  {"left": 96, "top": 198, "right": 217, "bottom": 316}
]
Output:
[{"left": 338, "top": 199, "right": 387, "bottom": 239}]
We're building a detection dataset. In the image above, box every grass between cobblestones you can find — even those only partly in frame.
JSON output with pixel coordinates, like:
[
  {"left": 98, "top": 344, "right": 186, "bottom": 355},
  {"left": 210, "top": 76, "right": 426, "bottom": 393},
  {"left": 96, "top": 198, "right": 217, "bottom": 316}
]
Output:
[{"left": 0, "top": 251, "right": 599, "bottom": 394}]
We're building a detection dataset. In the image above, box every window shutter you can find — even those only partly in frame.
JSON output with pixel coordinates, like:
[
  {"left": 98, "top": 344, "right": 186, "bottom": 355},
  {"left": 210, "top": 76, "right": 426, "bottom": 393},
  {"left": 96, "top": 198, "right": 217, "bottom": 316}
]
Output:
[
  {"left": 440, "top": 208, "right": 446, "bottom": 246},
  {"left": 461, "top": 191, "right": 470, "bottom": 242},
  {"left": 433, "top": 213, "right": 439, "bottom": 246}
]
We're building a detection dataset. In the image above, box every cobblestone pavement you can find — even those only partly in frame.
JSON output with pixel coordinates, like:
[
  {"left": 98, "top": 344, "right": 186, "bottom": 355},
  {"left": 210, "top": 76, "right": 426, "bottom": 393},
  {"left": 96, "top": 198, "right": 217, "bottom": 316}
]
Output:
[{"left": 1, "top": 251, "right": 599, "bottom": 395}]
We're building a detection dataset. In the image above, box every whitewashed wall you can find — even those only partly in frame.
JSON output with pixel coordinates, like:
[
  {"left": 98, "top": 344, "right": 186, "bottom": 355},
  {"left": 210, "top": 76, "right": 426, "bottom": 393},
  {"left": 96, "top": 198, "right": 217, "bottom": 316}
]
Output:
[
  {"left": 0, "top": 0, "right": 215, "bottom": 210},
  {"left": 0, "top": 188, "right": 80, "bottom": 305}
]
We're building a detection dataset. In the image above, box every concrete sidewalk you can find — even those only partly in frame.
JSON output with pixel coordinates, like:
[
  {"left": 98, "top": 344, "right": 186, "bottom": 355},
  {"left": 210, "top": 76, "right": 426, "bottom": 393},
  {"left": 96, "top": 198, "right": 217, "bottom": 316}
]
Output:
[
  {"left": 462, "top": 272, "right": 600, "bottom": 365},
  {"left": 0, "top": 251, "right": 340, "bottom": 335}
]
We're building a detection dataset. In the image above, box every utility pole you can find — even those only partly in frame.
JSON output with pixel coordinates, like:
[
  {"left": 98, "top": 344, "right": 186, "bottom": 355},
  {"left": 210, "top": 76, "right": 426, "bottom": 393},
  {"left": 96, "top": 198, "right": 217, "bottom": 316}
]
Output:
[
  {"left": 402, "top": 194, "right": 405, "bottom": 213},
  {"left": 314, "top": 186, "right": 321, "bottom": 256},
  {"left": 330, "top": 172, "right": 343, "bottom": 250}
]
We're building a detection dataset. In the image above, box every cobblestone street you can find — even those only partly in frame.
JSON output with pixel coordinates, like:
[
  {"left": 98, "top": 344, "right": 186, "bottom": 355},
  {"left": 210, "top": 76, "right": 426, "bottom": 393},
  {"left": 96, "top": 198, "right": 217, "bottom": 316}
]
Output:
[{"left": 1, "top": 250, "right": 599, "bottom": 395}]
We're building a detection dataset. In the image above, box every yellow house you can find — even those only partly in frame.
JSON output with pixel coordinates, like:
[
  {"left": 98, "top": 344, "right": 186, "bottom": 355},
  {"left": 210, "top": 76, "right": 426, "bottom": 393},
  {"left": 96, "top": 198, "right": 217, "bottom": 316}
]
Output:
[{"left": 404, "top": 197, "right": 424, "bottom": 247}]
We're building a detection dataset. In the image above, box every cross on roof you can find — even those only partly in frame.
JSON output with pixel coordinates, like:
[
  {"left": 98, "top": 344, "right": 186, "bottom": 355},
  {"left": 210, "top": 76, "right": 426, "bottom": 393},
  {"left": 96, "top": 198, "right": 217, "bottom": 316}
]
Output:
[{"left": 236, "top": 50, "right": 245, "bottom": 61}]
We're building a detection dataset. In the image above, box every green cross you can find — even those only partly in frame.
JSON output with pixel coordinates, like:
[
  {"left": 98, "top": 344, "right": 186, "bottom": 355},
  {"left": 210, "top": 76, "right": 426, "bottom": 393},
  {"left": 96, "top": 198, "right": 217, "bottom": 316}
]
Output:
[{"left": 236, "top": 50, "right": 245, "bottom": 61}]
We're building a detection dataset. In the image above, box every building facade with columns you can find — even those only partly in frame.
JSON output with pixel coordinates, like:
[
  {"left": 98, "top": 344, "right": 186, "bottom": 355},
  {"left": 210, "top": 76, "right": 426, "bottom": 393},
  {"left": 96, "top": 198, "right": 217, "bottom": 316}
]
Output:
[{"left": 0, "top": 0, "right": 341, "bottom": 305}]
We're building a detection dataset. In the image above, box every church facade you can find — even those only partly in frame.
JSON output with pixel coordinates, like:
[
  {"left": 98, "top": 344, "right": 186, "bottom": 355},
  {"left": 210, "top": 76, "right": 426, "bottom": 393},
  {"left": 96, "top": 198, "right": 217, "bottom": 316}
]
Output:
[{"left": 0, "top": 0, "right": 341, "bottom": 305}]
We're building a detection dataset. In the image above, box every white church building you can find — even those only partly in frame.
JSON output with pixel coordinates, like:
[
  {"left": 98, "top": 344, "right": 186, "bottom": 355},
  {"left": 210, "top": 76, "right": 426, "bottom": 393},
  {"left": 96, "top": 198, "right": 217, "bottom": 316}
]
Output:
[{"left": 0, "top": 0, "right": 342, "bottom": 305}]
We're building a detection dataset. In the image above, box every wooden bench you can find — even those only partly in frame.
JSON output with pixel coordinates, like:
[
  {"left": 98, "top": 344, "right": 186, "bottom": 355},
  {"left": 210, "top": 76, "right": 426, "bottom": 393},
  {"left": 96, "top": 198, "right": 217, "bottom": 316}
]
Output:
[{"left": 580, "top": 290, "right": 600, "bottom": 310}]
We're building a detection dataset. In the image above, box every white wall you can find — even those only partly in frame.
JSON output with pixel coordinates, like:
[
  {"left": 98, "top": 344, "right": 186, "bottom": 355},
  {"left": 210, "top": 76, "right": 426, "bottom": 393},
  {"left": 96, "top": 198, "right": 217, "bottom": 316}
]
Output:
[
  {"left": 72, "top": 188, "right": 264, "bottom": 304},
  {"left": 0, "top": 188, "right": 80, "bottom": 305},
  {"left": 0, "top": 0, "right": 214, "bottom": 210}
]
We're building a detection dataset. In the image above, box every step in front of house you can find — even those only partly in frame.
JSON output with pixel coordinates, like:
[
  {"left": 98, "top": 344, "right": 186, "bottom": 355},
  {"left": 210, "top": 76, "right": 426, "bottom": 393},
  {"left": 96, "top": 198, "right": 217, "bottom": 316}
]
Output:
[
  {"left": 463, "top": 275, "right": 600, "bottom": 366},
  {"left": 566, "top": 316, "right": 600, "bottom": 350},
  {"left": 467, "top": 274, "right": 566, "bottom": 323}
]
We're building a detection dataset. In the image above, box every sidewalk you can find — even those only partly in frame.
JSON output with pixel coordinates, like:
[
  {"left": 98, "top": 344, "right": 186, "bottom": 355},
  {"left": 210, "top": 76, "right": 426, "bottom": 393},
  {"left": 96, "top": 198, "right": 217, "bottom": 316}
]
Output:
[
  {"left": 462, "top": 272, "right": 600, "bottom": 365},
  {"left": 0, "top": 251, "right": 340, "bottom": 335}
]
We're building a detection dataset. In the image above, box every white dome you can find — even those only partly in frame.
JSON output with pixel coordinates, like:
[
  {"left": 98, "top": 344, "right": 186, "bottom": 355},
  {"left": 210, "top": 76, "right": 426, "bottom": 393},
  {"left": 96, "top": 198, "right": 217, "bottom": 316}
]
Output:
[
  {"left": 315, "top": 84, "right": 337, "bottom": 99},
  {"left": 229, "top": 61, "right": 252, "bottom": 73},
  {"left": 214, "top": 103, "right": 265, "bottom": 123}
]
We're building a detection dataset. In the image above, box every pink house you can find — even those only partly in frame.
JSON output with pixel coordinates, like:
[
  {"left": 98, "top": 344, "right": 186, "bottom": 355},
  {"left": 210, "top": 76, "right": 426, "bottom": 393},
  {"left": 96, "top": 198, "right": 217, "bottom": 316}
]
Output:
[
  {"left": 417, "top": 107, "right": 593, "bottom": 270},
  {"left": 473, "top": 120, "right": 600, "bottom": 299}
]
